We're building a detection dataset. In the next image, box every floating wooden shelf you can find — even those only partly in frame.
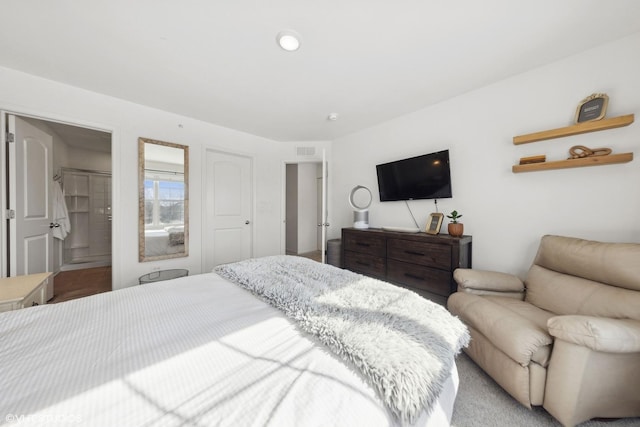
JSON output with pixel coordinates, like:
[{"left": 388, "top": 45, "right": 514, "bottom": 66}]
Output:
[
  {"left": 513, "top": 114, "right": 635, "bottom": 145},
  {"left": 512, "top": 152, "right": 633, "bottom": 173}
]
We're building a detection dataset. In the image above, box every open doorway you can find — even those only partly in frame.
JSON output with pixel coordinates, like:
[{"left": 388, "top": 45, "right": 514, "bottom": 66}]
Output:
[
  {"left": 285, "top": 162, "right": 323, "bottom": 262},
  {"left": 3, "top": 113, "right": 112, "bottom": 302}
]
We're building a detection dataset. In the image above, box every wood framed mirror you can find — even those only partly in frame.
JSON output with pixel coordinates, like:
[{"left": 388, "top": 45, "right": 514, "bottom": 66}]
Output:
[{"left": 138, "top": 137, "right": 189, "bottom": 262}]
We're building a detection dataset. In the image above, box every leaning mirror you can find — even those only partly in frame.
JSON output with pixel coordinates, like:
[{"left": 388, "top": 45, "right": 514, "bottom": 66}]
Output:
[{"left": 138, "top": 137, "right": 189, "bottom": 262}]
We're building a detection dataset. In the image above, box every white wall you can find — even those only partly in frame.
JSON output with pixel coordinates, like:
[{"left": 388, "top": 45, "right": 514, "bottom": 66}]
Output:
[
  {"left": 331, "top": 33, "right": 640, "bottom": 278},
  {"left": 0, "top": 66, "right": 330, "bottom": 288},
  {"left": 65, "top": 148, "right": 112, "bottom": 172}
]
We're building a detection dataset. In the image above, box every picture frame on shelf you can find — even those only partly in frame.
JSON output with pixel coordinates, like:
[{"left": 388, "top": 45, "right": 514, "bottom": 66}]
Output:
[
  {"left": 425, "top": 213, "right": 444, "bottom": 235},
  {"left": 575, "top": 93, "right": 608, "bottom": 123}
]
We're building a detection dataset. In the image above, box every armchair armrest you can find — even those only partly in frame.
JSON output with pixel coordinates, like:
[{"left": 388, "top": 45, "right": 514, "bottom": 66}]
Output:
[
  {"left": 548, "top": 315, "right": 640, "bottom": 353},
  {"left": 453, "top": 268, "right": 525, "bottom": 299}
]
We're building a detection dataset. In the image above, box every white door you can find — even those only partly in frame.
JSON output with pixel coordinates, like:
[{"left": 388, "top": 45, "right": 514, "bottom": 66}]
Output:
[
  {"left": 320, "top": 149, "right": 329, "bottom": 263},
  {"left": 316, "top": 177, "right": 322, "bottom": 251},
  {"left": 7, "top": 115, "right": 54, "bottom": 276},
  {"left": 204, "top": 150, "right": 252, "bottom": 272}
]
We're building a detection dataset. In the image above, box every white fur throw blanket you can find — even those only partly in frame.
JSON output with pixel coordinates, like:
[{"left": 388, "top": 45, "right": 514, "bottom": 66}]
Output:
[{"left": 215, "top": 255, "right": 469, "bottom": 423}]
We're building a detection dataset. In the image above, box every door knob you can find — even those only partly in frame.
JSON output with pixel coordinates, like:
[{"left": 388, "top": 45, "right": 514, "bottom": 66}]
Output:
[
  {"left": 245, "top": 220, "right": 250, "bottom": 225},
  {"left": 49, "top": 222, "right": 60, "bottom": 229}
]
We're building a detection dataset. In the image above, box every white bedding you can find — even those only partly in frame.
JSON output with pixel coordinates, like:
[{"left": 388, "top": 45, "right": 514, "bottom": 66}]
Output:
[
  {"left": 144, "top": 230, "right": 184, "bottom": 256},
  {"left": 0, "top": 272, "right": 458, "bottom": 426}
]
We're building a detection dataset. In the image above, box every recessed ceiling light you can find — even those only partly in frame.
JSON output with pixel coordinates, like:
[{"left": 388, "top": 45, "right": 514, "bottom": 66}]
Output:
[
  {"left": 328, "top": 113, "right": 339, "bottom": 121},
  {"left": 277, "top": 30, "right": 301, "bottom": 52}
]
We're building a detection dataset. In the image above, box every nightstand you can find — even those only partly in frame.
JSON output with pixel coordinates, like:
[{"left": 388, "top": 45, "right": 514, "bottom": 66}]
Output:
[{"left": 0, "top": 272, "right": 52, "bottom": 313}]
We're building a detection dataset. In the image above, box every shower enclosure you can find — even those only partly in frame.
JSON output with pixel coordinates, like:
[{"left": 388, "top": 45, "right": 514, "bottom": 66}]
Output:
[{"left": 61, "top": 168, "right": 112, "bottom": 268}]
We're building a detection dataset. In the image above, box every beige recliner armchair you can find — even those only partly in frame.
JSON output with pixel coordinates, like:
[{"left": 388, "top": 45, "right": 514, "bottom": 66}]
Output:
[{"left": 447, "top": 235, "right": 640, "bottom": 427}]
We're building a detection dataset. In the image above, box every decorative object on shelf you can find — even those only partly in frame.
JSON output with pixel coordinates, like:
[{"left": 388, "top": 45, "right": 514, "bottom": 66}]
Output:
[
  {"left": 568, "top": 145, "right": 612, "bottom": 159},
  {"left": 519, "top": 154, "right": 546, "bottom": 165},
  {"left": 446, "top": 210, "right": 464, "bottom": 237},
  {"left": 425, "top": 212, "right": 444, "bottom": 235},
  {"left": 349, "top": 185, "right": 372, "bottom": 229},
  {"left": 575, "top": 93, "right": 608, "bottom": 123}
]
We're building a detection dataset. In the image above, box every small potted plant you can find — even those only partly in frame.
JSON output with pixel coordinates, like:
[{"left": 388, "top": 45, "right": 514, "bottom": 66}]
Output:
[{"left": 447, "top": 210, "right": 464, "bottom": 237}]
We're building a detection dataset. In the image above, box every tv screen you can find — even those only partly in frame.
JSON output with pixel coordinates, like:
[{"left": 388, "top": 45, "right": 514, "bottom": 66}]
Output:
[{"left": 376, "top": 150, "right": 452, "bottom": 201}]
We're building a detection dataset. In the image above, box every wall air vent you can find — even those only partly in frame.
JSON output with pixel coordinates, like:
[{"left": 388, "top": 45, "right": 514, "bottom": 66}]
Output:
[{"left": 296, "top": 146, "right": 316, "bottom": 156}]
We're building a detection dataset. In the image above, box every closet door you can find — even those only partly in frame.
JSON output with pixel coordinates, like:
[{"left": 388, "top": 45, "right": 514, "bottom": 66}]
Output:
[{"left": 203, "top": 150, "right": 252, "bottom": 272}]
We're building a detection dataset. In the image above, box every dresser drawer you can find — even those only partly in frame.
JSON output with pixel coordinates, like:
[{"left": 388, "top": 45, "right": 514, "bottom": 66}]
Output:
[
  {"left": 344, "top": 251, "right": 386, "bottom": 278},
  {"left": 387, "top": 238, "right": 451, "bottom": 270},
  {"left": 341, "top": 228, "right": 472, "bottom": 303},
  {"left": 387, "top": 260, "right": 452, "bottom": 297},
  {"left": 343, "top": 232, "right": 386, "bottom": 257}
]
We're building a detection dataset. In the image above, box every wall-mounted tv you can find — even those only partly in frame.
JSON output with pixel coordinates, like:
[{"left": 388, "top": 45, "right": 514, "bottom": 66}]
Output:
[{"left": 376, "top": 150, "right": 452, "bottom": 201}]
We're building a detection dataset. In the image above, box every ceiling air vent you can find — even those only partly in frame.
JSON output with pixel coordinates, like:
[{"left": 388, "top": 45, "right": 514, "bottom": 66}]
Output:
[{"left": 296, "top": 146, "right": 316, "bottom": 156}]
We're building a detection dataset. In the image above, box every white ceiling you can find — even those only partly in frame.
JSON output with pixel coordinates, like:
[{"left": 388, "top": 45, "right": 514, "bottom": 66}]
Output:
[
  {"left": 2, "top": 1, "right": 640, "bottom": 142},
  {"left": 45, "top": 121, "right": 111, "bottom": 153}
]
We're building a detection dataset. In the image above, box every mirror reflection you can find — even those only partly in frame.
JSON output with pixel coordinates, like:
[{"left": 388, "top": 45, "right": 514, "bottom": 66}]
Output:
[{"left": 138, "top": 138, "right": 189, "bottom": 262}]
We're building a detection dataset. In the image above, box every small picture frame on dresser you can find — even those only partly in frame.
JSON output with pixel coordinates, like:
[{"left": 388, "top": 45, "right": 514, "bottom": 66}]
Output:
[{"left": 425, "top": 213, "right": 444, "bottom": 235}]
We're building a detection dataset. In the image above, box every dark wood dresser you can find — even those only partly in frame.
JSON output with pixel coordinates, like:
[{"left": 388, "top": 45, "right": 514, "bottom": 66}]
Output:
[{"left": 341, "top": 228, "right": 472, "bottom": 304}]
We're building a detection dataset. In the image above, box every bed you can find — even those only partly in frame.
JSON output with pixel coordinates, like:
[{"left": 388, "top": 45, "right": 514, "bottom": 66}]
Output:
[
  {"left": 144, "top": 228, "right": 185, "bottom": 257},
  {"left": 0, "top": 256, "right": 468, "bottom": 426}
]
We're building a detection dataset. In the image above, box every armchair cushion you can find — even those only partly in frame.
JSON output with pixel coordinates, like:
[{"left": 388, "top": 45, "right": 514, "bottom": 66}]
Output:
[
  {"left": 533, "top": 235, "right": 640, "bottom": 291},
  {"left": 448, "top": 292, "right": 553, "bottom": 366},
  {"left": 525, "top": 264, "right": 640, "bottom": 321},
  {"left": 453, "top": 268, "right": 524, "bottom": 298},
  {"left": 548, "top": 316, "right": 640, "bottom": 353}
]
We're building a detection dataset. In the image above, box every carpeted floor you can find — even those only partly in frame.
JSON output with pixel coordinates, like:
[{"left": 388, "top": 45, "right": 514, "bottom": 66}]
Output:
[{"left": 451, "top": 352, "right": 640, "bottom": 427}]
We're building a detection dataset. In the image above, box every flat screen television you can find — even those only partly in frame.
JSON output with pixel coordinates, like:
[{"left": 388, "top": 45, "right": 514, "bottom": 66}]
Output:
[{"left": 376, "top": 150, "right": 452, "bottom": 201}]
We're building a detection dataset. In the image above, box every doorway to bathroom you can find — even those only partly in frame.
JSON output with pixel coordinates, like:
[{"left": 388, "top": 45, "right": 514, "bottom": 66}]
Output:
[{"left": 2, "top": 113, "right": 112, "bottom": 301}]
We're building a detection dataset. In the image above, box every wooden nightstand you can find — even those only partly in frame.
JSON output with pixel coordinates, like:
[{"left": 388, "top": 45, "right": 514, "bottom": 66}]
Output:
[{"left": 0, "top": 272, "right": 52, "bottom": 313}]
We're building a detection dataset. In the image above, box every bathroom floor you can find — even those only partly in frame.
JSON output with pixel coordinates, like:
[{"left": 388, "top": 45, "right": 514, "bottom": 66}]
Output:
[
  {"left": 298, "top": 250, "right": 322, "bottom": 262},
  {"left": 49, "top": 266, "right": 112, "bottom": 303}
]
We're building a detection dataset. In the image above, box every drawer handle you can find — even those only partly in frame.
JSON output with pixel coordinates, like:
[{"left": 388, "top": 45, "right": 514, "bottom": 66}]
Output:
[
  {"left": 404, "top": 273, "right": 424, "bottom": 281},
  {"left": 356, "top": 242, "right": 371, "bottom": 247},
  {"left": 405, "top": 250, "right": 424, "bottom": 256}
]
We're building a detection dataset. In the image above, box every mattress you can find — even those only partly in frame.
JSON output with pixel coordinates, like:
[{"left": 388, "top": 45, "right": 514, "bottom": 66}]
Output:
[{"left": 0, "top": 272, "right": 458, "bottom": 426}]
